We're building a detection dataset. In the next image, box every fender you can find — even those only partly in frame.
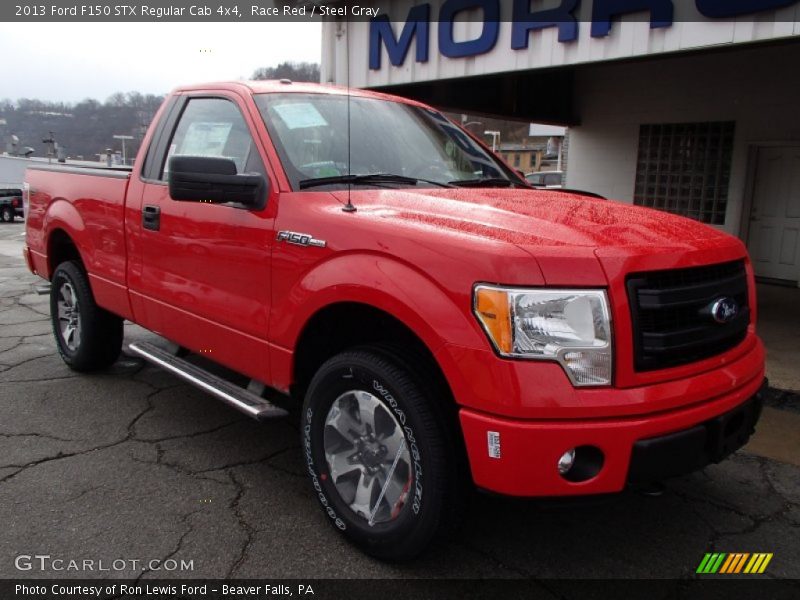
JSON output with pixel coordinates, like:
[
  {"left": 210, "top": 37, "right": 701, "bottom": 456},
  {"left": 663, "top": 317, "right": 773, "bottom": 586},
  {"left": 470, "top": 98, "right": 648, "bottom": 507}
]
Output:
[
  {"left": 269, "top": 252, "right": 488, "bottom": 391},
  {"left": 41, "top": 199, "right": 134, "bottom": 320},
  {"left": 42, "top": 199, "right": 90, "bottom": 278}
]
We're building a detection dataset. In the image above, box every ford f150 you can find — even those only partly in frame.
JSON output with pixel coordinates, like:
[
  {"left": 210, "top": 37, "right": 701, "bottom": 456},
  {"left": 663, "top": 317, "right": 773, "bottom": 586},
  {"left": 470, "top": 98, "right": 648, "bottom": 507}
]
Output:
[{"left": 23, "top": 81, "right": 765, "bottom": 559}]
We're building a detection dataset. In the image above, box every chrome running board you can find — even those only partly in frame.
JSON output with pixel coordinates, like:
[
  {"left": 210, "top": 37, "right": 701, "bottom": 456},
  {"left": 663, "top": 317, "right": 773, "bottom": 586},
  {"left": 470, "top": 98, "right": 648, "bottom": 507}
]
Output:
[{"left": 128, "top": 341, "right": 288, "bottom": 420}]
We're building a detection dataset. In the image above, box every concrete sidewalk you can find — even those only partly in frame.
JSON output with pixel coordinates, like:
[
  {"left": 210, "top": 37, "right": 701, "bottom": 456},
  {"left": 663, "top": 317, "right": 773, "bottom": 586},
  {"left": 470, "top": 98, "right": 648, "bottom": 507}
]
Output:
[{"left": 757, "top": 283, "right": 800, "bottom": 393}]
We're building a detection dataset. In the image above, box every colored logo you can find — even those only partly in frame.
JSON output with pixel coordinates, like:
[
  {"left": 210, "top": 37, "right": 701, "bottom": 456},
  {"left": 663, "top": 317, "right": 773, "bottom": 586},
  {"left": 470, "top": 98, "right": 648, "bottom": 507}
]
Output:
[
  {"left": 696, "top": 552, "right": 773, "bottom": 574},
  {"left": 710, "top": 297, "right": 739, "bottom": 324}
]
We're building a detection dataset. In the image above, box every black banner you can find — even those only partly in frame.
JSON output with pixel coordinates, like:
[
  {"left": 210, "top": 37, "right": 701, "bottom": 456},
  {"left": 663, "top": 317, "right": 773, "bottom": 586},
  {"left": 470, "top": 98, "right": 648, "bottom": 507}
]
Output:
[
  {"left": 2, "top": 0, "right": 800, "bottom": 23},
  {"left": 3, "top": 579, "right": 800, "bottom": 600}
]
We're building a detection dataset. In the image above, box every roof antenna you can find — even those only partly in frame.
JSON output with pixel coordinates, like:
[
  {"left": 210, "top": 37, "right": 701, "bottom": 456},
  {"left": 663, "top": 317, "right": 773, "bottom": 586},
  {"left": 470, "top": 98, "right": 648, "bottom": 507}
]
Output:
[{"left": 341, "top": 18, "right": 356, "bottom": 213}]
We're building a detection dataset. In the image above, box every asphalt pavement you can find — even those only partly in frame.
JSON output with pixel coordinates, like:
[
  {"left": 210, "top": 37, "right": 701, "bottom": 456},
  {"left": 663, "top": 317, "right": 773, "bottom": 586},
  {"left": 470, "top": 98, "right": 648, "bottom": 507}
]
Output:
[{"left": 0, "top": 220, "right": 798, "bottom": 582}]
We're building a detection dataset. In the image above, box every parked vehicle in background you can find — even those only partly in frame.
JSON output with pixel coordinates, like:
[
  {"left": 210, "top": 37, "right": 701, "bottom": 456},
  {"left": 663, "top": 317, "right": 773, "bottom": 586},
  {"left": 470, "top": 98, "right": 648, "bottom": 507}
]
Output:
[
  {"left": 0, "top": 191, "right": 23, "bottom": 222},
  {"left": 23, "top": 81, "right": 765, "bottom": 560},
  {"left": 526, "top": 170, "right": 563, "bottom": 188}
]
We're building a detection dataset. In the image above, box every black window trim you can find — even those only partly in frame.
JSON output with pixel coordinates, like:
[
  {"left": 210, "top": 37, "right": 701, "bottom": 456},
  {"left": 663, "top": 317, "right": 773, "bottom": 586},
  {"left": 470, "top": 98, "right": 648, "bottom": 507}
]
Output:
[
  {"left": 140, "top": 93, "right": 269, "bottom": 211},
  {"left": 139, "top": 95, "right": 182, "bottom": 185},
  {"left": 142, "top": 94, "right": 265, "bottom": 181}
]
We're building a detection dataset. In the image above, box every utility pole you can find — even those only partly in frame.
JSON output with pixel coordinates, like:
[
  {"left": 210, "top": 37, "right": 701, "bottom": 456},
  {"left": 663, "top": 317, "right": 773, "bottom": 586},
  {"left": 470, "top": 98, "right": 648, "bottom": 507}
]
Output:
[
  {"left": 484, "top": 130, "right": 500, "bottom": 152},
  {"left": 113, "top": 134, "right": 134, "bottom": 165},
  {"left": 42, "top": 132, "right": 56, "bottom": 164}
]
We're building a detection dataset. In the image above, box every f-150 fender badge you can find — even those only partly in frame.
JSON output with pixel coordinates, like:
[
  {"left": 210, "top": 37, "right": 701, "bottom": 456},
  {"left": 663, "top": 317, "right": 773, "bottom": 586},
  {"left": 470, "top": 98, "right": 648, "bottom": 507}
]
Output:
[{"left": 276, "top": 231, "right": 327, "bottom": 248}]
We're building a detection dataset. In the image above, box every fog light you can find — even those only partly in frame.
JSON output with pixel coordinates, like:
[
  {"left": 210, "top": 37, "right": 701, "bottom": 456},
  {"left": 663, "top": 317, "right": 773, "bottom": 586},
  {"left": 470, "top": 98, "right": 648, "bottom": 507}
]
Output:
[{"left": 558, "top": 448, "right": 576, "bottom": 474}]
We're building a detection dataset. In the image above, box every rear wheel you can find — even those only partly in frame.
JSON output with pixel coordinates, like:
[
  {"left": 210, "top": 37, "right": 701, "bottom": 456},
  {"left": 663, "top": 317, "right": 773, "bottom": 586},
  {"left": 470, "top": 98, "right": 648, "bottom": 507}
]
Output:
[
  {"left": 0, "top": 206, "right": 11, "bottom": 222},
  {"left": 301, "top": 347, "right": 462, "bottom": 560},
  {"left": 50, "top": 260, "right": 123, "bottom": 371}
]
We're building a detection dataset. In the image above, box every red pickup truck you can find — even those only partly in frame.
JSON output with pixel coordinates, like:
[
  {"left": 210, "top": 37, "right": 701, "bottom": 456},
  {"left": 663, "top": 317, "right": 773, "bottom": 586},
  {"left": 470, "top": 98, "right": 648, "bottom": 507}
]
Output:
[{"left": 23, "top": 81, "right": 765, "bottom": 559}]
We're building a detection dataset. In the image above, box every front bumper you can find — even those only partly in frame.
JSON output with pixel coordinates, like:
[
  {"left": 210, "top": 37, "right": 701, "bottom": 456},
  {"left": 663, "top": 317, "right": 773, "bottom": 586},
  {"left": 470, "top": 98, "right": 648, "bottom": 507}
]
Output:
[
  {"left": 459, "top": 372, "right": 766, "bottom": 497},
  {"left": 627, "top": 386, "right": 763, "bottom": 484}
]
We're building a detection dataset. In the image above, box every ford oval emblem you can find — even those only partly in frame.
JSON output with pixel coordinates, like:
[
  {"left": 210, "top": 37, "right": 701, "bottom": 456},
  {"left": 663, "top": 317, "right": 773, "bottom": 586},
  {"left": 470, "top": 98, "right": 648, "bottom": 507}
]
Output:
[{"left": 710, "top": 297, "right": 739, "bottom": 324}]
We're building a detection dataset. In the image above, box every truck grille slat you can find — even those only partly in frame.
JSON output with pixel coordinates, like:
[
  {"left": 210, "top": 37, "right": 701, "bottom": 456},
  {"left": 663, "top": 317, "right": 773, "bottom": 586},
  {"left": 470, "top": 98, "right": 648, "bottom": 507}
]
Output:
[{"left": 627, "top": 260, "right": 749, "bottom": 371}]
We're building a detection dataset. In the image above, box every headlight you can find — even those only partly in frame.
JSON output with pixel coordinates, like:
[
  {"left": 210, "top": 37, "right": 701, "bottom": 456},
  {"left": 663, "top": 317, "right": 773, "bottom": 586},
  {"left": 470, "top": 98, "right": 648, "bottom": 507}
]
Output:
[{"left": 473, "top": 285, "right": 613, "bottom": 386}]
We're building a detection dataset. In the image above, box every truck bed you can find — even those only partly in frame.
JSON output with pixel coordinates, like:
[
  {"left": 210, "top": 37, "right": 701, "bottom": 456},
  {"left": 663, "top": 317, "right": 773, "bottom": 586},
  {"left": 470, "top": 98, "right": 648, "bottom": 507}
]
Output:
[{"left": 25, "top": 164, "right": 133, "bottom": 320}]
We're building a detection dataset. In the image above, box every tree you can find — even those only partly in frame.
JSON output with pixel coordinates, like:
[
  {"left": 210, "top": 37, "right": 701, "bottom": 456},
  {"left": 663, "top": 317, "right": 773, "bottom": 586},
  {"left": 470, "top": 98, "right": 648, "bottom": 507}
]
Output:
[
  {"left": 251, "top": 62, "right": 320, "bottom": 83},
  {"left": 0, "top": 92, "right": 165, "bottom": 159}
]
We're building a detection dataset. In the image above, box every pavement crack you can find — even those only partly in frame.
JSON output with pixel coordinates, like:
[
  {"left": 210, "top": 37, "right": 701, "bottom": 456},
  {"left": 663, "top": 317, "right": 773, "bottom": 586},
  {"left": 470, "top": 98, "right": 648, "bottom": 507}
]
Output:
[
  {"left": 0, "top": 438, "right": 128, "bottom": 484},
  {"left": 0, "top": 467, "right": 22, "bottom": 483},
  {"left": 0, "top": 338, "right": 24, "bottom": 354},
  {"left": 0, "top": 352, "right": 66, "bottom": 373},
  {"left": 226, "top": 469, "right": 254, "bottom": 578},
  {"left": 450, "top": 538, "right": 531, "bottom": 578},
  {"left": 0, "top": 431, "right": 78, "bottom": 442},
  {"left": 0, "top": 395, "right": 156, "bottom": 485},
  {"left": 197, "top": 445, "right": 298, "bottom": 474},
  {"left": 135, "top": 419, "right": 245, "bottom": 443},
  {"left": 130, "top": 444, "right": 232, "bottom": 486},
  {"left": 672, "top": 456, "right": 794, "bottom": 556},
  {"left": 262, "top": 446, "right": 304, "bottom": 478},
  {"left": 0, "top": 376, "right": 79, "bottom": 384},
  {"left": 135, "top": 509, "right": 201, "bottom": 583},
  {"left": 63, "top": 484, "right": 103, "bottom": 504},
  {"left": 125, "top": 388, "right": 160, "bottom": 440}
]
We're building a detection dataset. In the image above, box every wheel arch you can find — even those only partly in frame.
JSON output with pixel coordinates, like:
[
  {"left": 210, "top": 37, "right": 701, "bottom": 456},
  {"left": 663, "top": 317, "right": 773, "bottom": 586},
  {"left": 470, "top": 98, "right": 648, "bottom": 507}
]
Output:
[
  {"left": 292, "top": 300, "right": 472, "bottom": 494},
  {"left": 292, "top": 301, "right": 451, "bottom": 404},
  {"left": 42, "top": 199, "right": 90, "bottom": 279},
  {"left": 47, "top": 228, "right": 84, "bottom": 277}
]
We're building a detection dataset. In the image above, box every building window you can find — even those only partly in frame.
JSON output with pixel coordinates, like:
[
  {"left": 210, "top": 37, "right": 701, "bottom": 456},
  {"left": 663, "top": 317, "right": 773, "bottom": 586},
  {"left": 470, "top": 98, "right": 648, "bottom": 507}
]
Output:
[
  {"left": 513, "top": 154, "right": 521, "bottom": 167},
  {"left": 634, "top": 122, "right": 734, "bottom": 225}
]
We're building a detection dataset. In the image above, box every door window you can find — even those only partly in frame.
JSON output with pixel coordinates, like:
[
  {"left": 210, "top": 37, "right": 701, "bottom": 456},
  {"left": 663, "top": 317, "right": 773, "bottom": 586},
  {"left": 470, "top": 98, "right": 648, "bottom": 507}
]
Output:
[{"left": 161, "top": 98, "right": 261, "bottom": 179}]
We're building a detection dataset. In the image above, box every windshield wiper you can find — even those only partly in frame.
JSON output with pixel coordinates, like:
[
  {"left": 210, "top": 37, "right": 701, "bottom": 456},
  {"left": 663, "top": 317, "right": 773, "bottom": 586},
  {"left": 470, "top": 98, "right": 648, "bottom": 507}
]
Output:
[
  {"left": 299, "top": 173, "right": 453, "bottom": 190},
  {"left": 448, "top": 177, "right": 519, "bottom": 188}
]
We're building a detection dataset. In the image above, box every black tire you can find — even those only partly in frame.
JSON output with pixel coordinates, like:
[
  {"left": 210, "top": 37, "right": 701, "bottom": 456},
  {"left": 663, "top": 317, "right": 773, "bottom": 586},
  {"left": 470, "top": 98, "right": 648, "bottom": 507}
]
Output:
[
  {"left": 302, "top": 347, "right": 463, "bottom": 560},
  {"left": 50, "top": 260, "right": 123, "bottom": 371},
  {"left": 0, "top": 206, "right": 10, "bottom": 222}
]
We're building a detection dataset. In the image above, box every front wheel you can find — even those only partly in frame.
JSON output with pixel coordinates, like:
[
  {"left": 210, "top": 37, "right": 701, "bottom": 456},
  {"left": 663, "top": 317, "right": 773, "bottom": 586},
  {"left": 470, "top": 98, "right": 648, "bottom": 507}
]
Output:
[
  {"left": 302, "top": 348, "right": 461, "bottom": 560},
  {"left": 0, "top": 206, "right": 11, "bottom": 222},
  {"left": 50, "top": 260, "right": 123, "bottom": 371}
]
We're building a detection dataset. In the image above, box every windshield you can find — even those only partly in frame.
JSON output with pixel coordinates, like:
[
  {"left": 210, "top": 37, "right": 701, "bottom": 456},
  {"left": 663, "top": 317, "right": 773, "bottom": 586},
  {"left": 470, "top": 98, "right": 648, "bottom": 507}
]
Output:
[{"left": 255, "top": 93, "right": 519, "bottom": 189}]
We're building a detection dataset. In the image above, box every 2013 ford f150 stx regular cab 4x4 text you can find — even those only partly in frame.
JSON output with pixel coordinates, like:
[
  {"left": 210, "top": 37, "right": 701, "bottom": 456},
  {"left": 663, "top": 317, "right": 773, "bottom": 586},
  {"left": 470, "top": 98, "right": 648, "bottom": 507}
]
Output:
[{"left": 23, "top": 81, "right": 765, "bottom": 560}]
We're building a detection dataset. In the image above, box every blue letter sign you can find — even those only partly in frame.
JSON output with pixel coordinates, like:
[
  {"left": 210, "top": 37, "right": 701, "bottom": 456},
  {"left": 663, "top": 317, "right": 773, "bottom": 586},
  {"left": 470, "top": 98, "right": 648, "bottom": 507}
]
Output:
[
  {"left": 591, "top": 0, "right": 673, "bottom": 37},
  {"left": 438, "top": 0, "right": 500, "bottom": 58},
  {"left": 695, "top": 0, "right": 797, "bottom": 17},
  {"left": 368, "top": 0, "right": 799, "bottom": 69},
  {"left": 511, "top": 0, "right": 580, "bottom": 48},
  {"left": 369, "top": 4, "right": 430, "bottom": 69}
]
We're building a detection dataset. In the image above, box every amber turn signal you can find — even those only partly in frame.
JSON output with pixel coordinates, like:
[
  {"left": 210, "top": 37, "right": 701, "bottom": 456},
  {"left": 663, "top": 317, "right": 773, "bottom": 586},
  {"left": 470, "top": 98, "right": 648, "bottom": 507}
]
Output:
[{"left": 474, "top": 287, "right": 513, "bottom": 354}]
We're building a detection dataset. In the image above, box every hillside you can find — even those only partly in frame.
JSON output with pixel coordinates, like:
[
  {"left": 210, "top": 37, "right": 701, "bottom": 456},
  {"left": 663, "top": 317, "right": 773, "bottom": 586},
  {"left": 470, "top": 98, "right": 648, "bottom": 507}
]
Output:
[{"left": 0, "top": 92, "right": 164, "bottom": 162}]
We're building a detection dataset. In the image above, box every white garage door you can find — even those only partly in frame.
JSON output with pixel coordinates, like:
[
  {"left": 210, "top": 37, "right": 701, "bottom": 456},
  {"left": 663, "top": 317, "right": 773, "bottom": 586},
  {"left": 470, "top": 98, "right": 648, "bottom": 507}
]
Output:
[{"left": 747, "top": 146, "right": 800, "bottom": 284}]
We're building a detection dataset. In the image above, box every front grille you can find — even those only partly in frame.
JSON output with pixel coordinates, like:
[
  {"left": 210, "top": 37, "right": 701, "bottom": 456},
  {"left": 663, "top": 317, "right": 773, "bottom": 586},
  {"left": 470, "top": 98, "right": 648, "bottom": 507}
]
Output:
[{"left": 627, "top": 260, "right": 749, "bottom": 371}]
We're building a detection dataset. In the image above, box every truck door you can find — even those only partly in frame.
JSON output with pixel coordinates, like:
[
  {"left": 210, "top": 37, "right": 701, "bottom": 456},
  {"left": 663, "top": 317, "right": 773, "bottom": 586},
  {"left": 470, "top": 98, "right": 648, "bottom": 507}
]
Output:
[{"left": 132, "top": 94, "right": 277, "bottom": 383}]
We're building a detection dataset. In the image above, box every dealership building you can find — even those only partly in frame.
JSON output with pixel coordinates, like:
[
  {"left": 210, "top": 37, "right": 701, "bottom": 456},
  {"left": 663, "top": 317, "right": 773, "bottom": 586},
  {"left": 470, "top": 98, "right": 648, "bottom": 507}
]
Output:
[{"left": 321, "top": 0, "right": 800, "bottom": 284}]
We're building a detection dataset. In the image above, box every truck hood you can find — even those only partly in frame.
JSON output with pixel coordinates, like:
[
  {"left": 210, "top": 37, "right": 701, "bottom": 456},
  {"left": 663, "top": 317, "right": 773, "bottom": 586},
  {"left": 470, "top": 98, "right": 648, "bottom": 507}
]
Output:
[
  {"left": 337, "top": 187, "right": 734, "bottom": 250},
  {"left": 333, "top": 187, "right": 744, "bottom": 285}
]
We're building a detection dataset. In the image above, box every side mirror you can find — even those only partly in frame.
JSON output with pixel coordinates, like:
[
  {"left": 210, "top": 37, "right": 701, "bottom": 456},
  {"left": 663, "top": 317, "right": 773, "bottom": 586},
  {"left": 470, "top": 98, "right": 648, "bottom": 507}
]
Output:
[{"left": 168, "top": 156, "right": 265, "bottom": 206}]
